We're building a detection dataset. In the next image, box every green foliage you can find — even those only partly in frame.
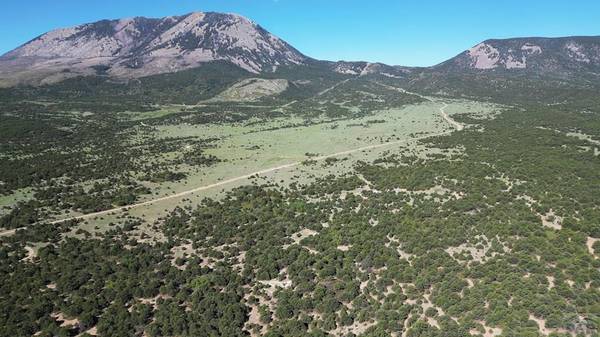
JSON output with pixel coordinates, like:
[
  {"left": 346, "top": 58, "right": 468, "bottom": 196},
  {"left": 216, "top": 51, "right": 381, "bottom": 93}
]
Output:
[{"left": 1, "top": 62, "right": 600, "bottom": 336}]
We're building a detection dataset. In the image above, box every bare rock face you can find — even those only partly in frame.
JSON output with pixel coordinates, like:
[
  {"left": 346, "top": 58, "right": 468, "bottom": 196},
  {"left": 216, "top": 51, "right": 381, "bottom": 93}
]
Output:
[
  {"left": 208, "top": 78, "right": 289, "bottom": 102},
  {"left": 435, "top": 36, "right": 600, "bottom": 74},
  {"left": 0, "top": 12, "right": 307, "bottom": 86}
]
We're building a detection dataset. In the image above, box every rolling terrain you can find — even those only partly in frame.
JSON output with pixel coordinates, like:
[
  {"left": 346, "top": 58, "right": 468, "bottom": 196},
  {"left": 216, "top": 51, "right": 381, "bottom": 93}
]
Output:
[{"left": 0, "top": 11, "right": 599, "bottom": 337}]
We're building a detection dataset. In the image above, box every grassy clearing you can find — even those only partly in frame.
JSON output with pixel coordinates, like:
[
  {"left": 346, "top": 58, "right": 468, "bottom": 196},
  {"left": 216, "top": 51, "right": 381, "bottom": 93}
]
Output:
[
  {"left": 63, "top": 99, "right": 500, "bottom": 233},
  {"left": 134, "top": 101, "right": 447, "bottom": 198},
  {"left": 442, "top": 99, "right": 506, "bottom": 121},
  {"left": 123, "top": 106, "right": 185, "bottom": 121},
  {"left": 0, "top": 188, "right": 33, "bottom": 215}
]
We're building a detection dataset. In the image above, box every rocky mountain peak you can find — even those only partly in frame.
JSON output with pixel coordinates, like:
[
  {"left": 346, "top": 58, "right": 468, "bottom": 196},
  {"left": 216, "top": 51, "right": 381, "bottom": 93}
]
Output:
[{"left": 0, "top": 11, "right": 307, "bottom": 86}]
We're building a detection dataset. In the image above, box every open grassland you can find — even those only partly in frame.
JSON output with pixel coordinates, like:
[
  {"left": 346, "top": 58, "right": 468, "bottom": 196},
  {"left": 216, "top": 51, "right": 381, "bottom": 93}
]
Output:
[
  {"left": 0, "top": 97, "right": 499, "bottom": 238},
  {"left": 66, "top": 99, "right": 499, "bottom": 233},
  {"left": 0, "top": 188, "right": 32, "bottom": 215}
]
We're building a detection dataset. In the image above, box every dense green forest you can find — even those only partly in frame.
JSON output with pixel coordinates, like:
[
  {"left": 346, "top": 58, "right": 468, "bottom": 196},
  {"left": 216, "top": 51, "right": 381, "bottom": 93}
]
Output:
[{"left": 0, "top": 69, "right": 599, "bottom": 337}]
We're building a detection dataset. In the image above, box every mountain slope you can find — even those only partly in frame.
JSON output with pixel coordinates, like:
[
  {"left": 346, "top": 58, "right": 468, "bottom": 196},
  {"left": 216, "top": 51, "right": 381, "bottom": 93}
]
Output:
[
  {"left": 435, "top": 36, "right": 600, "bottom": 75},
  {"left": 0, "top": 12, "right": 307, "bottom": 86},
  {"left": 1, "top": 11, "right": 599, "bottom": 92}
]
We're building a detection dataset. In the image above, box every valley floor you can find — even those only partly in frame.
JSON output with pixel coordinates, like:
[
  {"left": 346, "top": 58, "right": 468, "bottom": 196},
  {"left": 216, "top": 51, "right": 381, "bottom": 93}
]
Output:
[
  {"left": 47, "top": 99, "right": 468, "bottom": 231},
  {"left": 1, "top": 87, "right": 598, "bottom": 337}
]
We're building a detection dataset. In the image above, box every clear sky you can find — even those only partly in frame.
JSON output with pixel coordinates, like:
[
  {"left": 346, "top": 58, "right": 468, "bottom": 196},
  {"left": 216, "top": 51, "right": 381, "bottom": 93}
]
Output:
[{"left": 1, "top": 0, "right": 599, "bottom": 66}]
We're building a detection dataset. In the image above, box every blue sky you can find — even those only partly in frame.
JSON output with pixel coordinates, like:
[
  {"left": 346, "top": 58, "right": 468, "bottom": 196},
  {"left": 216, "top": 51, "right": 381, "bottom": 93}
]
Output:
[{"left": 1, "top": 0, "right": 599, "bottom": 66}]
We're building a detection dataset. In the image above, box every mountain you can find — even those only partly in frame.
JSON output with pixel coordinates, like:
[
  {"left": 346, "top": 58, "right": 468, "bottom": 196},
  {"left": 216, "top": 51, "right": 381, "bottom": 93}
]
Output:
[
  {"left": 435, "top": 36, "right": 600, "bottom": 75},
  {"left": 0, "top": 12, "right": 307, "bottom": 86},
  {"left": 1, "top": 11, "right": 599, "bottom": 89}
]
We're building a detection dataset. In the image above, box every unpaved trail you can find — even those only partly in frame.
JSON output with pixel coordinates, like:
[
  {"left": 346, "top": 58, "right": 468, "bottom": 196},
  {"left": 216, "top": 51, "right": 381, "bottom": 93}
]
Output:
[
  {"left": 317, "top": 79, "right": 351, "bottom": 96},
  {"left": 280, "top": 100, "right": 297, "bottom": 108},
  {"left": 49, "top": 162, "right": 299, "bottom": 224},
  {"left": 275, "top": 78, "right": 350, "bottom": 111},
  {"left": 439, "top": 103, "right": 464, "bottom": 131},
  {"left": 371, "top": 81, "right": 464, "bottom": 130},
  {"left": 0, "top": 228, "right": 16, "bottom": 237}
]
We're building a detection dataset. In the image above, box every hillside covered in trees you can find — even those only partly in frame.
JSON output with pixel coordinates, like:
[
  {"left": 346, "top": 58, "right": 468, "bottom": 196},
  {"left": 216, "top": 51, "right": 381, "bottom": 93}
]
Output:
[{"left": 1, "top": 80, "right": 599, "bottom": 336}]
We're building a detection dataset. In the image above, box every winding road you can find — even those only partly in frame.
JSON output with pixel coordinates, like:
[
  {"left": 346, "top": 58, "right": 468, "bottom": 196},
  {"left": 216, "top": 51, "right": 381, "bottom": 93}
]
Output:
[{"left": 0, "top": 95, "right": 464, "bottom": 232}]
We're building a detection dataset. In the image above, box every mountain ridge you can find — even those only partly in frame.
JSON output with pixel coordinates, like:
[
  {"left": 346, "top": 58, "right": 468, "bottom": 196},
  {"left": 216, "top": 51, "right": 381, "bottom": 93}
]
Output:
[
  {"left": 0, "top": 11, "right": 307, "bottom": 86},
  {"left": 1, "top": 11, "right": 599, "bottom": 87},
  {"left": 434, "top": 35, "right": 600, "bottom": 74}
]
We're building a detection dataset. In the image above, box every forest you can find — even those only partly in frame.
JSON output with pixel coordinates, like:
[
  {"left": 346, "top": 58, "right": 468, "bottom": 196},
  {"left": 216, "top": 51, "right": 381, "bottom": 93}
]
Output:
[{"left": 0, "top": 71, "right": 599, "bottom": 337}]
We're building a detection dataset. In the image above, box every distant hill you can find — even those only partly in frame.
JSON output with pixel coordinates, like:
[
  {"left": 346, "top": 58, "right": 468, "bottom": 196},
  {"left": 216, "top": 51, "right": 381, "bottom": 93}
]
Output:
[{"left": 434, "top": 36, "right": 600, "bottom": 75}]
